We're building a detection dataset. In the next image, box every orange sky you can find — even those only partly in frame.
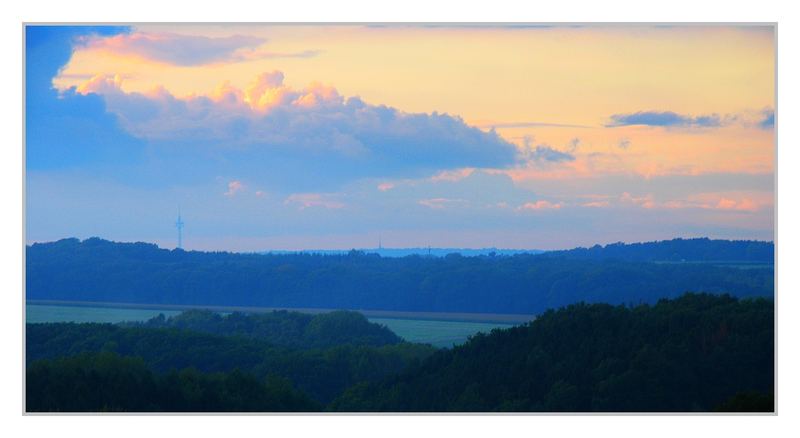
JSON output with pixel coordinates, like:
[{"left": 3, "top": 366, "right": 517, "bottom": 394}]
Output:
[
  {"left": 54, "top": 25, "right": 775, "bottom": 179},
  {"left": 27, "top": 24, "right": 776, "bottom": 250}
]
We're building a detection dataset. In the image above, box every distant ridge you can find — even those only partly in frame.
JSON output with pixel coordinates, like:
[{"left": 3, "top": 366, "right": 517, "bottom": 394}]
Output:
[
  {"left": 26, "top": 237, "right": 773, "bottom": 315},
  {"left": 541, "top": 237, "right": 774, "bottom": 263},
  {"left": 261, "top": 247, "right": 544, "bottom": 258}
]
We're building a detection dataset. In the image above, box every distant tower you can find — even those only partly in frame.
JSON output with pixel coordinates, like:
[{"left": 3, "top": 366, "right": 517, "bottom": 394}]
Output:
[
  {"left": 379, "top": 235, "right": 383, "bottom": 250},
  {"left": 175, "top": 211, "right": 184, "bottom": 249}
]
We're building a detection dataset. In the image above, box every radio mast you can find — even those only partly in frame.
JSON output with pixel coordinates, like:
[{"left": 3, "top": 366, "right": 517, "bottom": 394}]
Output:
[{"left": 175, "top": 211, "right": 184, "bottom": 249}]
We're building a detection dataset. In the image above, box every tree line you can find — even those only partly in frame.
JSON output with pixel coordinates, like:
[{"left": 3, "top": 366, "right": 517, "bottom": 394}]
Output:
[{"left": 26, "top": 237, "right": 773, "bottom": 314}]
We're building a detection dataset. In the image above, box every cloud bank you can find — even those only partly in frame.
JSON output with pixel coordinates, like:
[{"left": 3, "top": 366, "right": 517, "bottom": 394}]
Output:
[{"left": 70, "top": 71, "right": 520, "bottom": 187}]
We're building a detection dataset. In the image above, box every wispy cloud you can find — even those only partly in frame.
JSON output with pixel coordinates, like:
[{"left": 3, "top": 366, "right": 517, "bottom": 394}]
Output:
[
  {"left": 520, "top": 145, "right": 575, "bottom": 163},
  {"left": 429, "top": 168, "right": 476, "bottom": 183},
  {"left": 619, "top": 191, "right": 764, "bottom": 212},
  {"left": 418, "top": 198, "right": 468, "bottom": 210},
  {"left": 284, "top": 193, "right": 345, "bottom": 210},
  {"left": 582, "top": 200, "right": 610, "bottom": 208},
  {"left": 518, "top": 200, "right": 563, "bottom": 211},
  {"left": 77, "top": 31, "right": 319, "bottom": 66}
]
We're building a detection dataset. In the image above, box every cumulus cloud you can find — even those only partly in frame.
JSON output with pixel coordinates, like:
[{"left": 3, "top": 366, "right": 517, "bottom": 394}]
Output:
[
  {"left": 76, "top": 31, "right": 318, "bottom": 66},
  {"left": 71, "top": 71, "right": 519, "bottom": 187},
  {"left": 606, "top": 111, "right": 725, "bottom": 128}
]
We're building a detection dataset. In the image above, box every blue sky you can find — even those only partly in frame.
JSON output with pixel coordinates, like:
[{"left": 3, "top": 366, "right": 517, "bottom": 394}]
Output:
[{"left": 25, "top": 25, "right": 775, "bottom": 251}]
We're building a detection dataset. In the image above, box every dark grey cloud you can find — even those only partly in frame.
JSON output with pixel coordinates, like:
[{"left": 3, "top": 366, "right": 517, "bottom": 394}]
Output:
[
  {"left": 566, "top": 138, "right": 581, "bottom": 153},
  {"left": 524, "top": 145, "right": 575, "bottom": 163},
  {"left": 606, "top": 111, "right": 723, "bottom": 128},
  {"left": 758, "top": 109, "right": 774, "bottom": 130}
]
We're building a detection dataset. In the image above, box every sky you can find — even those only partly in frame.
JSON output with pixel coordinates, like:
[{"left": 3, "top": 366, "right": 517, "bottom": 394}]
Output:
[{"left": 25, "top": 24, "right": 775, "bottom": 251}]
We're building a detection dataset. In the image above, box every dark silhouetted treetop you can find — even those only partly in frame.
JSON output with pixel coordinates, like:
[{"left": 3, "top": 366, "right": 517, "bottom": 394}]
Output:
[{"left": 329, "top": 293, "right": 773, "bottom": 412}]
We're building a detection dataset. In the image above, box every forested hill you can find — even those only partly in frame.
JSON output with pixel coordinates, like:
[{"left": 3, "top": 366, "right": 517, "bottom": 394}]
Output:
[
  {"left": 541, "top": 238, "right": 773, "bottom": 263},
  {"left": 129, "top": 309, "right": 402, "bottom": 349},
  {"left": 26, "top": 237, "right": 773, "bottom": 315},
  {"left": 331, "top": 293, "right": 774, "bottom": 412}
]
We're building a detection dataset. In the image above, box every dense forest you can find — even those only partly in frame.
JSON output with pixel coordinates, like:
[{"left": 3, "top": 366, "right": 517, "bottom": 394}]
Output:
[
  {"left": 27, "top": 352, "right": 320, "bottom": 412},
  {"left": 330, "top": 293, "right": 774, "bottom": 412},
  {"left": 27, "top": 310, "right": 434, "bottom": 404},
  {"left": 26, "top": 294, "right": 773, "bottom": 412},
  {"left": 26, "top": 237, "right": 773, "bottom": 314}
]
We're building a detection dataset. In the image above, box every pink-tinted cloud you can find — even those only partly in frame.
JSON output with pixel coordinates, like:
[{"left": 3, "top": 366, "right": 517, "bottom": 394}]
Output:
[
  {"left": 713, "top": 198, "right": 758, "bottom": 212},
  {"left": 518, "top": 200, "right": 563, "bottom": 211},
  {"left": 284, "top": 193, "right": 345, "bottom": 210},
  {"left": 582, "top": 200, "right": 611, "bottom": 208},
  {"left": 620, "top": 192, "right": 657, "bottom": 209},
  {"left": 377, "top": 183, "right": 395, "bottom": 192},
  {"left": 224, "top": 180, "right": 245, "bottom": 197},
  {"left": 429, "top": 168, "right": 475, "bottom": 182},
  {"left": 617, "top": 192, "right": 766, "bottom": 212}
]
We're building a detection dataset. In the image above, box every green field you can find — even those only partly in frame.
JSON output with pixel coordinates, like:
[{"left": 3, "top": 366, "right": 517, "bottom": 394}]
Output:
[
  {"left": 368, "top": 318, "right": 514, "bottom": 348},
  {"left": 25, "top": 304, "right": 516, "bottom": 348}
]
